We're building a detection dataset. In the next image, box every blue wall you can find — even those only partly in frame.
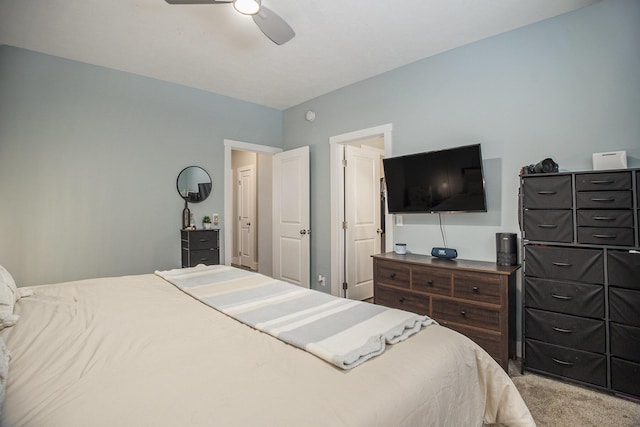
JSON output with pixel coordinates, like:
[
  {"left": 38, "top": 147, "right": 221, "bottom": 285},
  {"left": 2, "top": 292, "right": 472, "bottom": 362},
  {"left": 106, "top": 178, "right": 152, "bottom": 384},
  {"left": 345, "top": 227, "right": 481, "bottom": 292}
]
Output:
[
  {"left": 0, "top": 45, "right": 282, "bottom": 285},
  {"left": 282, "top": 0, "right": 640, "bottom": 288}
]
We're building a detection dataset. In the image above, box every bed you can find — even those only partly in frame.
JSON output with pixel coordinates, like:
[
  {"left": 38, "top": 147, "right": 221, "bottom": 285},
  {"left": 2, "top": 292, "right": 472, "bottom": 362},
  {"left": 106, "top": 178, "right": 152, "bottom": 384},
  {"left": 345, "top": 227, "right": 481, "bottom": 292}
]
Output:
[{"left": 0, "top": 264, "right": 535, "bottom": 426}]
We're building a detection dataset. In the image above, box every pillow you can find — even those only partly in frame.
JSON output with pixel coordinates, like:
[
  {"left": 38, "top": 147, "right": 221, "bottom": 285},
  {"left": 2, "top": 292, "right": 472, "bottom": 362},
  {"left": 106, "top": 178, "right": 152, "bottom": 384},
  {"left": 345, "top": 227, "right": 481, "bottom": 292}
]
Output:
[
  {"left": 0, "top": 265, "right": 24, "bottom": 331},
  {"left": 0, "top": 336, "right": 11, "bottom": 409}
]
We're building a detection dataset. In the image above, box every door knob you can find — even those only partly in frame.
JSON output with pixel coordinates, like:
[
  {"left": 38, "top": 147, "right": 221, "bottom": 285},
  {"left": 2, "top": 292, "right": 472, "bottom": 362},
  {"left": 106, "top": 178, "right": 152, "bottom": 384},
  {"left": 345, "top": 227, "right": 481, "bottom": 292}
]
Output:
[{"left": 300, "top": 229, "right": 307, "bottom": 235}]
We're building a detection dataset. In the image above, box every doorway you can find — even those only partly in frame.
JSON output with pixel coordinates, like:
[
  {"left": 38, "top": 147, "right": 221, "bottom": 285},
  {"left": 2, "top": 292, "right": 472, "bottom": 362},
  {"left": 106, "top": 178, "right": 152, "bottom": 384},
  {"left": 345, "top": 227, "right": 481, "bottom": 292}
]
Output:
[{"left": 329, "top": 124, "right": 393, "bottom": 299}]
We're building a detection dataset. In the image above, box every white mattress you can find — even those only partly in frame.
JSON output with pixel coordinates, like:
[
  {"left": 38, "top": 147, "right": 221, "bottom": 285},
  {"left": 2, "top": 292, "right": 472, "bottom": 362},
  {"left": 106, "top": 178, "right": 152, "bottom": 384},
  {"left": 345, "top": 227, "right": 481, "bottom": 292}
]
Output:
[{"left": 1, "top": 272, "right": 535, "bottom": 426}]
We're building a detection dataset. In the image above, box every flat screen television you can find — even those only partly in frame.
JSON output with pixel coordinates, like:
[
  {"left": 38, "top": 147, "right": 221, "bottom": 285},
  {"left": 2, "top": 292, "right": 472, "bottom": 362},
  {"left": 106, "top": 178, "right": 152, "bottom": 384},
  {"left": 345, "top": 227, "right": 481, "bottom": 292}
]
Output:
[{"left": 383, "top": 144, "right": 487, "bottom": 213}]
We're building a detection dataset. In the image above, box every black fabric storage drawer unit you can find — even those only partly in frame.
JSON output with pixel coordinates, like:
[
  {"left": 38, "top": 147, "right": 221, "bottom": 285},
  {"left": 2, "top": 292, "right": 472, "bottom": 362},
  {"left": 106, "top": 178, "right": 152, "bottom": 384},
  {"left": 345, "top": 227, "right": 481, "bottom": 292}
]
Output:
[
  {"left": 525, "top": 340, "right": 606, "bottom": 387},
  {"left": 611, "top": 358, "right": 640, "bottom": 397},
  {"left": 608, "top": 250, "right": 640, "bottom": 290},
  {"left": 524, "top": 277, "right": 604, "bottom": 318},
  {"left": 523, "top": 210, "right": 573, "bottom": 242},
  {"left": 577, "top": 227, "right": 634, "bottom": 246},
  {"left": 525, "top": 308, "right": 605, "bottom": 353},
  {"left": 523, "top": 176, "right": 572, "bottom": 209},
  {"left": 576, "top": 191, "right": 633, "bottom": 209},
  {"left": 525, "top": 246, "right": 603, "bottom": 284},
  {"left": 577, "top": 210, "right": 634, "bottom": 228},
  {"left": 610, "top": 323, "right": 640, "bottom": 363}
]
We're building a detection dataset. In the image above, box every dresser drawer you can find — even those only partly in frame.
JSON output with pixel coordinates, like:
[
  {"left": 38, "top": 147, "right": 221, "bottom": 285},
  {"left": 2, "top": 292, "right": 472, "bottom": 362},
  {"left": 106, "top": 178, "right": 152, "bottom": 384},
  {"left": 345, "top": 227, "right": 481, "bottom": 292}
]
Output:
[
  {"left": 522, "top": 175, "right": 572, "bottom": 209},
  {"left": 374, "top": 285, "right": 428, "bottom": 315},
  {"left": 183, "top": 230, "right": 219, "bottom": 250},
  {"left": 411, "top": 266, "right": 451, "bottom": 296},
  {"left": 610, "top": 323, "right": 640, "bottom": 363},
  {"left": 184, "top": 249, "right": 219, "bottom": 266},
  {"left": 525, "top": 308, "right": 605, "bottom": 353},
  {"left": 608, "top": 250, "right": 640, "bottom": 290},
  {"left": 453, "top": 273, "right": 501, "bottom": 305},
  {"left": 611, "top": 358, "right": 640, "bottom": 397},
  {"left": 445, "top": 323, "right": 502, "bottom": 366},
  {"left": 576, "top": 191, "right": 633, "bottom": 209},
  {"left": 577, "top": 209, "right": 634, "bottom": 228},
  {"left": 609, "top": 287, "right": 640, "bottom": 327},
  {"left": 523, "top": 210, "right": 573, "bottom": 242},
  {"left": 525, "top": 246, "right": 603, "bottom": 284},
  {"left": 575, "top": 172, "right": 632, "bottom": 191},
  {"left": 577, "top": 227, "right": 634, "bottom": 246},
  {"left": 525, "top": 340, "right": 606, "bottom": 387},
  {"left": 375, "top": 261, "right": 410, "bottom": 289},
  {"left": 432, "top": 299, "right": 500, "bottom": 331},
  {"left": 525, "top": 277, "right": 603, "bottom": 318}
]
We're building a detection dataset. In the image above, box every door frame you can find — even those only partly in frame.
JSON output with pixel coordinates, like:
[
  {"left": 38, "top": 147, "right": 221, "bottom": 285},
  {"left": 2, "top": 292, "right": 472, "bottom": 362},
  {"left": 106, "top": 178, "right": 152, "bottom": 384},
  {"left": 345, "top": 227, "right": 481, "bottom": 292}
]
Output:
[
  {"left": 224, "top": 139, "right": 282, "bottom": 266},
  {"left": 329, "top": 124, "right": 394, "bottom": 297}
]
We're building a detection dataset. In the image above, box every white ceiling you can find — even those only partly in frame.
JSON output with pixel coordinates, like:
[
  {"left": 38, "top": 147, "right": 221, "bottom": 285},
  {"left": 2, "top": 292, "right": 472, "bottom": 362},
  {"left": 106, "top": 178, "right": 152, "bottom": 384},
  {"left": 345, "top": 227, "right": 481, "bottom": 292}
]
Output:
[{"left": 0, "top": 0, "right": 599, "bottom": 110}]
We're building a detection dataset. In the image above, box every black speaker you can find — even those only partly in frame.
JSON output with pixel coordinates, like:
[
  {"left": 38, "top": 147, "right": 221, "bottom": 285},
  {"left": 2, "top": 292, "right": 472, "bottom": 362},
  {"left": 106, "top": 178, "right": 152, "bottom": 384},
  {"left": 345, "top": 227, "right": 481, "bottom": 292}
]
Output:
[{"left": 496, "top": 233, "right": 518, "bottom": 266}]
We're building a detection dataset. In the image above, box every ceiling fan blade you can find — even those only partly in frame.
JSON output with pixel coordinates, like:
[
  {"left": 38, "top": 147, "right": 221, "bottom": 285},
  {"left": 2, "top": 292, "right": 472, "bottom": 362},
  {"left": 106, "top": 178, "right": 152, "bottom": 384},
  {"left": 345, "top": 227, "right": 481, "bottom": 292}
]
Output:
[
  {"left": 252, "top": 6, "right": 295, "bottom": 45},
  {"left": 164, "top": 0, "right": 232, "bottom": 4}
]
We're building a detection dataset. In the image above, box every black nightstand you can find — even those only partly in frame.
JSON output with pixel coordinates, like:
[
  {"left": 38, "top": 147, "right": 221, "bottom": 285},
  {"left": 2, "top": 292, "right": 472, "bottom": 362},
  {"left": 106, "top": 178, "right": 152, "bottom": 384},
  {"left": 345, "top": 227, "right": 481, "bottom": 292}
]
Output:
[{"left": 181, "top": 229, "right": 220, "bottom": 267}]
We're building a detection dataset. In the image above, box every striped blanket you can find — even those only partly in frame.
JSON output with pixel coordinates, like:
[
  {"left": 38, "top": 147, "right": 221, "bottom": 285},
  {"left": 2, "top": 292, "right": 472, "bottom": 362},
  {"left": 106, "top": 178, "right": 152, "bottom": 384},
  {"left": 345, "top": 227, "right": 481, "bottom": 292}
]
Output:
[{"left": 155, "top": 265, "right": 436, "bottom": 369}]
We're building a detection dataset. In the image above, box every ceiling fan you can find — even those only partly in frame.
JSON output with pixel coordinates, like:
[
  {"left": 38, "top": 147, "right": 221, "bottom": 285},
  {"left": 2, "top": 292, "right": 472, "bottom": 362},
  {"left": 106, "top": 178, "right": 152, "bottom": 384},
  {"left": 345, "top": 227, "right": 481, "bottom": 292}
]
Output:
[{"left": 165, "top": 0, "right": 295, "bottom": 45}]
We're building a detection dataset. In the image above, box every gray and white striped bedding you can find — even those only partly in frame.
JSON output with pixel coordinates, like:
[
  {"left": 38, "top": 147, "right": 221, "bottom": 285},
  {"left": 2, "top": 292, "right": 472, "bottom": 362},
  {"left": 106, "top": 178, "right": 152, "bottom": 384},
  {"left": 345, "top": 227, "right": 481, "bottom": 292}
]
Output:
[{"left": 155, "top": 265, "right": 436, "bottom": 369}]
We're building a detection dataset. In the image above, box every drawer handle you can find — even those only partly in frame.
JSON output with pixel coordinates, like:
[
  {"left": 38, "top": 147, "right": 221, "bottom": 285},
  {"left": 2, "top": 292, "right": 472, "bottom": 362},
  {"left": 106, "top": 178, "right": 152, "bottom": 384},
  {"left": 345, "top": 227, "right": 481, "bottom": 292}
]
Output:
[
  {"left": 592, "top": 216, "right": 616, "bottom": 221},
  {"left": 552, "top": 262, "right": 572, "bottom": 267},
  {"left": 399, "top": 297, "right": 405, "bottom": 304},
  {"left": 551, "top": 294, "right": 573, "bottom": 300},
  {"left": 390, "top": 273, "right": 396, "bottom": 279},
  {"left": 552, "top": 327, "right": 573, "bottom": 334},
  {"left": 198, "top": 239, "right": 209, "bottom": 243},
  {"left": 199, "top": 258, "right": 208, "bottom": 261},
  {"left": 460, "top": 310, "right": 466, "bottom": 317},
  {"left": 472, "top": 286, "right": 479, "bottom": 292},
  {"left": 589, "top": 180, "right": 614, "bottom": 185},
  {"left": 537, "top": 191, "right": 557, "bottom": 195},
  {"left": 590, "top": 197, "right": 615, "bottom": 202},
  {"left": 593, "top": 234, "right": 617, "bottom": 239},
  {"left": 537, "top": 224, "right": 558, "bottom": 228},
  {"left": 552, "top": 358, "right": 574, "bottom": 367},
  {"left": 427, "top": 280, "right": 434, "bottom": 286}
]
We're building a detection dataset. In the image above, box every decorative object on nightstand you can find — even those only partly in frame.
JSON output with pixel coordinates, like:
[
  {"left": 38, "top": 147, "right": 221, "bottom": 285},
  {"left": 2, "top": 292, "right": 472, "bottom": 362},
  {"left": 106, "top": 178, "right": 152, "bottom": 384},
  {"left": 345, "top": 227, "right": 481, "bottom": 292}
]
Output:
[
  {"left": 202, "top": 216, "right": 212, "bottom": 230},
  {"left": 176, "top": 166, "right": 212, "bottom": 230}
]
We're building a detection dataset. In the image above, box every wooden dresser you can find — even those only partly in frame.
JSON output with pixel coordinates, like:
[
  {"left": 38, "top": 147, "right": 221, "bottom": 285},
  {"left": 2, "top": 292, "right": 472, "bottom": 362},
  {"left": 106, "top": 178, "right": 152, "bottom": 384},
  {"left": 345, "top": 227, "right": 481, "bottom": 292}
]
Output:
[
  {"left": 372, "top": 252, "right": 519, "bottom": 371},
  {"left": 181, "top": 229, "right": 220, "bottom": 267}
]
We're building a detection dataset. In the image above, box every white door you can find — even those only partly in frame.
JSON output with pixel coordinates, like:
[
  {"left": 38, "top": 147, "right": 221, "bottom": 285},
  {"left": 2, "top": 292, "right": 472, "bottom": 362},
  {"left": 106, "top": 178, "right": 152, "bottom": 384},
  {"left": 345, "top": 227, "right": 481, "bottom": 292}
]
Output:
[
  {"left": 238, "top": 165, "right": 257, "bottom": 270},
  {"left": 345, "top": 145, "right": 381, "bottom": 300},
  {"left": 272, "top": 146, "right": 310, "bottom": 288}
]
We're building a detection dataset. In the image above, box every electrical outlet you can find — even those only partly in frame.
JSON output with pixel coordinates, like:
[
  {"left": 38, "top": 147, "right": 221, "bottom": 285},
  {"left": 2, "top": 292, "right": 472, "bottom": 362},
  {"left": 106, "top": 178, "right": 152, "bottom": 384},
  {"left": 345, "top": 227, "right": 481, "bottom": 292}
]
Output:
[
  {"left": 213, "top": 213, "right": 219, "bottom": 225},
  {"left": 318, "top": 274, "right": 325, "bottom": 286},
  {"left": 395, "top": 215, "right": 403, "bottom": 226}
]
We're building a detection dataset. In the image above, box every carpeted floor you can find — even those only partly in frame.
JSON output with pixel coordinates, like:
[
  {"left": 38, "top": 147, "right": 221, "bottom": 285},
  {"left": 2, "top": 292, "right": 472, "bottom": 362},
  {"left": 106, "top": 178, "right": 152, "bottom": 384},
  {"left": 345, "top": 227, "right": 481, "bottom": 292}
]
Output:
[{"left": 509, "top": 363, "right": 640, "bottom": 426}]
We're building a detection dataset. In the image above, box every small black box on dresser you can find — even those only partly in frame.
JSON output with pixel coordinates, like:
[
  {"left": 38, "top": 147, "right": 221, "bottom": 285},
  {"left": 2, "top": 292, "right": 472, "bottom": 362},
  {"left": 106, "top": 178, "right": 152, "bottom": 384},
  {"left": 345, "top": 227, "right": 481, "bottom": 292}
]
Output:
[
  {"left": 181, "top": 229, "right": 220, "bottom": 267},
  {"left": 520, "top": 168, "right": 640, "bottom": 399}
]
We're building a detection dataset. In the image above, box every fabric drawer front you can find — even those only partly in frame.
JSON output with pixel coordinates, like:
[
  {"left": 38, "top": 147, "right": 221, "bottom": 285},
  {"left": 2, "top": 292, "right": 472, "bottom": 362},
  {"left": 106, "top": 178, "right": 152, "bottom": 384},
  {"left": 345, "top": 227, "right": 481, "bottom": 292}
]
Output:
[
  {"left": 445, "top": 323, "right": 502, "bottom": 367},
  {"left": 609, "top": 288, "right": 640, "bottom": 327},
  {"left": 188, "top": 249, "right": 219, "bottom": 266},
  {"left": 611, "top": 358, "right": 640, "bottom": 397},
  {"left": 432, "top": 299, "right": 500, "bottom": 331},
  {"left": 525, "top": 340, "right": 606, "bottom": 387},
  {"left": 525, "top": 277, "right": 604, "bottom": 318},
  {"left": 610, "top": 323, "right": 640, "bottom": 363},
  {"left": 608, "top": 250, "right": 640, "bottom": 290},
  {"left": 577, "top": 227, "right": 634, "bottom": 246},
  {"left": 576, "top": 209, "right": 634, "bottom": 228},
  {"left": 525, "top": 308, "right": 605, "bottom": 353},
  {"left": 453, "top": 273, "right": 501, "bottom": 305},
  {"left": 576, "top": 191, "right": 632, "bottom": 209},
  {"left": 411, "top": 266, "right": 451, "bottom": 296},
  {"left": 375, "top": 261, "right": 410, "bottom": 289},
  {"left": 523, "top": 210, "right": 573, "bottom": 242},
  {"left": 525, "top": 246, "right": 603, "bottom": 284},
  {"left": 575, "top": 172, "right": 632, "bottom": 191},
  {"left": 374, "top": 285, "right": 428, "bottom": 315},
  {"left": 189, "top": 233, "right": 218, "bottom": 250},
  {"left": 522, "top": 176, "right": 572, "bottom": 209}
]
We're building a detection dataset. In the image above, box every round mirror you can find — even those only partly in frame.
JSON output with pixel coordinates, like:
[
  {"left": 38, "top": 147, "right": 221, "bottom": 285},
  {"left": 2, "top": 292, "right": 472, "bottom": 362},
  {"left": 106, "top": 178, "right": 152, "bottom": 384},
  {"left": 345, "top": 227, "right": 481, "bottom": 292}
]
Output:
[{"left": 177, "top": 166, "right": 212, "bottom": 203}]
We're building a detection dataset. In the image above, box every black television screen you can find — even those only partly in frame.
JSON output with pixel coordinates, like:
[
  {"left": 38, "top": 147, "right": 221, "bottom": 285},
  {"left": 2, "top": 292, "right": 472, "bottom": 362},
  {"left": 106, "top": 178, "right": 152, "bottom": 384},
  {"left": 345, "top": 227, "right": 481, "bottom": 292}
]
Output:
[{"left": 383, "top": 144, "right": 487, "bottom": 213}]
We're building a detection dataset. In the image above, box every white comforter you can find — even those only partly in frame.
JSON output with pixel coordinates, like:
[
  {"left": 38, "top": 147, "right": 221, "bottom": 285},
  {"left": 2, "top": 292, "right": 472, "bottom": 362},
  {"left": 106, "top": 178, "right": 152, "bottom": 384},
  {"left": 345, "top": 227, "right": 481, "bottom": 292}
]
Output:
[{"left": 1, "top": 272, "right": 535, "bottom": 426}]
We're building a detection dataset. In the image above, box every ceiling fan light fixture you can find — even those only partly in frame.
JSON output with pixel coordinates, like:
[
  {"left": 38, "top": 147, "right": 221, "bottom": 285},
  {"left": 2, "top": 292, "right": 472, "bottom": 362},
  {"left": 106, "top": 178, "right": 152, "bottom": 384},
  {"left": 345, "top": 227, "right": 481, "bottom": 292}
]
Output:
[{"left": 233, "top": 0, "right": 261, "bottom": 15}]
